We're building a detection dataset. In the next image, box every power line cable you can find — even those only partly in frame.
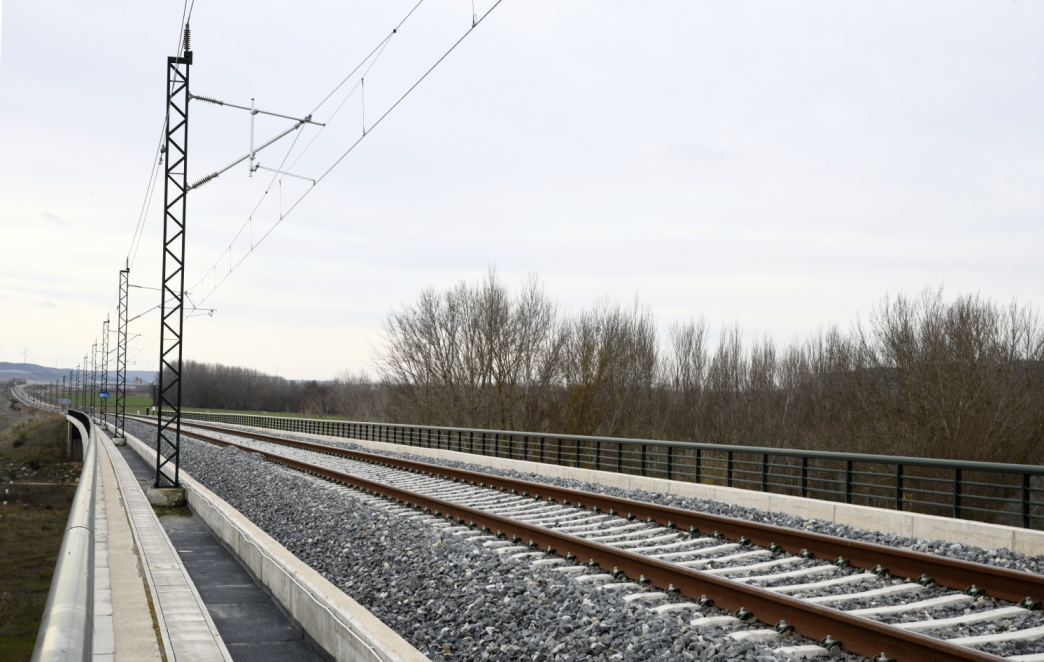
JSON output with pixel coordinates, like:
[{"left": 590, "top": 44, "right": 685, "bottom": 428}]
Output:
[
  {"left": 93, "top": 0, "right": 196, "bottom": 337},
  {"left": 194, "top": 0, "right": 505, "bottom": 305},
  {"left": 186, "top": 5, "right": 418, "bottom": 299},
  {"left": 189, "top": 28, "right": 399, "bottom": 293},
  {"left": 94, "top": 2, "right": 194, "bottom": 336},
  {"left": 309, "top": 0, "right": 425, "bottom": 116},
  {"left": 127, "top": 0, "right": 194, "bottom": 271}
]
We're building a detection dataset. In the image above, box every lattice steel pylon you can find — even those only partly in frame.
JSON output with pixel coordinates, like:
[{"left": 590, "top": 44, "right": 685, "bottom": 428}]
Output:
[
  {"left": 155, "top": 29, "right": 192, "bottom": 488},
  {"left": 101, "top": 318, "right": 110, "bottom": 422},
  {"left": 90, "top": 343, "right": 97, "bottom": 418},
  {"left": 115, "top": 264, "right": 129, "bottom": 439}
]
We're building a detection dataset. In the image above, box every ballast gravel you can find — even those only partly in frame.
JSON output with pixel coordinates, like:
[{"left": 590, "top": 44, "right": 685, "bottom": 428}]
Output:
[
  {"left": 123, "top": 418, "right": 837, "bottom": 661},
  {"left": 185, "top": 419, "right": 1044, "bottom": 578},
  {"left": 120, "top": 416, "right": 1044, "bottom": 658}
]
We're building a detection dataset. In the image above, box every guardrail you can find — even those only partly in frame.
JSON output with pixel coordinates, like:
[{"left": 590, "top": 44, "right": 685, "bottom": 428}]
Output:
[
  {"left": 161, "top": 410, "right": 1044, "bottom": 530},
  {"left": 31, "top": 409, "right": 97, "bottom": 662},
  {"left": 12, "top": 384, "right": 74, "bottom": 417}
]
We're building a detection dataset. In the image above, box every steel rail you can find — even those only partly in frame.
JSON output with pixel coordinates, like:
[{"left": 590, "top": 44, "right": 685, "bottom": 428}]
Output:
[
  {"left": 161, "top": 409, "right": 1044, "bottom": 529},
  {"left": 134, "top": 416, "right": 1044, "bottom": 605},
  {"left": 128, "top": 416, "right": 1004, "bottom": 662}
]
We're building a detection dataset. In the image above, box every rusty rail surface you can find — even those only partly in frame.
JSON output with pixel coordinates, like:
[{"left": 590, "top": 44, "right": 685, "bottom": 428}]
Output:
[{"left": 130, "top": 416, "right": 1036, "bottom": 662}]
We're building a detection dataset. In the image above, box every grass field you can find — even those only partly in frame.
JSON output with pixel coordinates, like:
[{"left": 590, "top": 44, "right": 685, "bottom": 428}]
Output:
[
  {"left": 0, "top": 392, "right": 78, "bottom": 661},
  {"left": 64, "top": 393, "right": 153, "bottom": 411}
]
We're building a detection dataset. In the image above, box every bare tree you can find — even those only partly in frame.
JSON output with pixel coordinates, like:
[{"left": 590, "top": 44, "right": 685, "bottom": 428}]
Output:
[
  {"left": 376, "top": 266, "right": 566, "bottom": 430},
  {"left": 332, "top": 369, "right": 386, "bottom": 421}
]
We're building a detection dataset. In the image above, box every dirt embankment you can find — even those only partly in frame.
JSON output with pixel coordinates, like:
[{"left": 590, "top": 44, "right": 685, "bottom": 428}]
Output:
[{"left": 0, "top": 389, "right": 79, "bottom": 661}]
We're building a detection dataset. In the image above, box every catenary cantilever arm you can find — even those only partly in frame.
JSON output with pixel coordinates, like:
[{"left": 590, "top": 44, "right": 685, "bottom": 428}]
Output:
[
  {"left": 189, "top": 93, "right": 325, "bottom": 126},
  {"left": 189, "top": 121, "right": 305, "bottom": 190}
]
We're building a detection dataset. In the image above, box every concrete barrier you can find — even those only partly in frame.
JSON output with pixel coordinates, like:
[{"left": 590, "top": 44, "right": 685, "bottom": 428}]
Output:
[
  {"left": 121, "top": 431, "right": 429, "bottom": 662},
  {"left": 31, "top": 412, "right": 96, "bottom": 662},
  {"left": 286, "top": 428, "right": 1044, "bottom": 557}
]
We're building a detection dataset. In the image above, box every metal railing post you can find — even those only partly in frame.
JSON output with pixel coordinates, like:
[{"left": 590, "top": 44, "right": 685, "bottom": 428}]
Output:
[
  {"left": 800, "top": 456, "right": 808, "bottom": 498},
  {"left": 1023, "top": 473, "right": 1031, "bottom": 529},
  {"left": 168, "top": 413, "right": 1044, "bottom": 527},
  {"left": 896, "top": 464, "right": 904, "bottom": 511}
]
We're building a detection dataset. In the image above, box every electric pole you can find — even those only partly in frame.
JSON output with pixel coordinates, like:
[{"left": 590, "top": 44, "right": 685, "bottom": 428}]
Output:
[
  {"left": 155, "top": 25, "right": 192, "bottom": 488},
  {"left": 101, "top": 318, "right": 110, "bottom": 423},
  {"left": 90, "top": 343, "right": 97, "bottom": 418},
  {"left": 116, "top": 263, "right": 129, "bottom": 440}
]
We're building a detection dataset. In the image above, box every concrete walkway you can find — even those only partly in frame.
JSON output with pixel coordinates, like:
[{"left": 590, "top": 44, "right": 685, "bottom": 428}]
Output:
[
  {"left": 108, "top": 434, "right": 324, "bottom": 662},
  {"left": 94, "top": 432, "right": 164, "bottom": 662},
  {"left": 98, "top": 430, "right": 233, "bottom": 662}
]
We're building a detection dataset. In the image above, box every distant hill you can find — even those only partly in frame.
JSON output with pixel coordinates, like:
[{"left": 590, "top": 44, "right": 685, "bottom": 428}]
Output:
[{"left": 0, "top": 362, "right": 156, "bottom": 384}]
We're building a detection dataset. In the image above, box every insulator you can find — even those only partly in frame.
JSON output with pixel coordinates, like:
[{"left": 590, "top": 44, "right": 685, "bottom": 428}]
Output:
[
  {"left": 184, "top": 25, "right": 191, "bottom": 51},
  {"left": 192, "top": 94, "right": 223, "bottom": 106},
  {"left": 189, "top": 172, "right": 218, "bottom": 190}
]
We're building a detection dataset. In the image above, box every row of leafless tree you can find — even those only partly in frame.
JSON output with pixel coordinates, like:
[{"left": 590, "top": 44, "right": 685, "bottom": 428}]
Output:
[
  {"left": 167, "top": 361, "right": 386, "bottom": 420},
  {"left": 168, "top": 361, "right": 316, "bottom": 414},
  {"left": 168, "top": 270, "right": 1044, "bottom": 465},
  {"left": 374, "top": 269, "right": 1044, "bottom": 464}
]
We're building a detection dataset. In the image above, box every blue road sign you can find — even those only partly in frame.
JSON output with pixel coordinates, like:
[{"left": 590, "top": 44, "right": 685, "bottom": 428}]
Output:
[{"left": 99, "top": 392, "right": 109, "bottom": 398}]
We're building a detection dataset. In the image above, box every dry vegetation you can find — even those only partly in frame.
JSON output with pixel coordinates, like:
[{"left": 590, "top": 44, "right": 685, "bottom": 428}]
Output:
[
  {"left": 375, "top": 270, "right": 1044, "bottom": 466},
  {"left": 173, "top": 271, "right": 1044, "bottom": 467},
  {"left": 0, "top": 388, "right": 78, "bottom": 661}
]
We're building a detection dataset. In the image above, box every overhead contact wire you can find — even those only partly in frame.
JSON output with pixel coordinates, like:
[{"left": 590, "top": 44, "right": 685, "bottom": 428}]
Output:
[
  {"left": 191, "top": 2, "right": 415, "bottom": 301},
  {"left": 198, "top": 0, "right": 505, "bottom": 304}
]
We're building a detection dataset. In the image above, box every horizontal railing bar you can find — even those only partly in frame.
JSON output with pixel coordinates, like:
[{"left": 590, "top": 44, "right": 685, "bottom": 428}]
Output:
[
  {"left": 162, "top": 411, "right": 1044, "bottom": 476},
  {"left": 957, "top": 505, "right": 1043, "bottom": 519},
  {"left": 166, "top": 411, "right": 1044, "bottom": 530}
]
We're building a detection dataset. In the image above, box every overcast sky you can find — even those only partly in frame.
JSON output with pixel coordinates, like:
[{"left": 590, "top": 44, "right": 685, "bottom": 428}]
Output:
[{"left": 2, "top": 1, "right": 1042, "bottom": 380}]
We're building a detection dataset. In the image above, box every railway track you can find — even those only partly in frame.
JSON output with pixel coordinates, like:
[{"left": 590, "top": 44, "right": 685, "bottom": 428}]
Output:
[{"left": 129, "top": 415, "right": 1044, "bottom": 662}]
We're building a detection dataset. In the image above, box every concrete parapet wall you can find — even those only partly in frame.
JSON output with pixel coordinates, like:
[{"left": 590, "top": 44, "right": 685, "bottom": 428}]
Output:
[
  {"left": 291, "top": 429, "right": 1044, "bottom": 557},
  {"left": 122, "top": 431, "right": 429, "bottom": 662}
]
